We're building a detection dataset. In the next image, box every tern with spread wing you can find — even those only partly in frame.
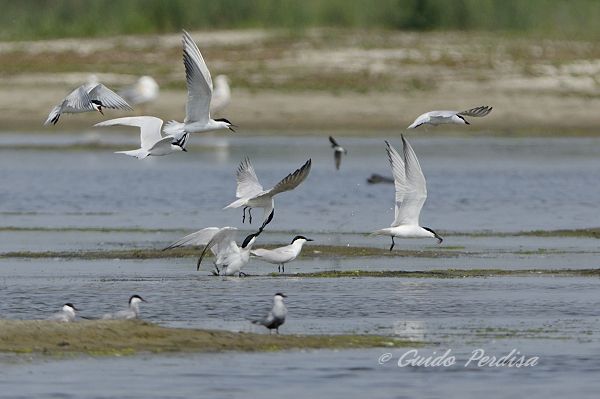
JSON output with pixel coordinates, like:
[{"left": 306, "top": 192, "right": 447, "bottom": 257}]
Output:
[
  {"left": 407, "top": 105, "right": 492, "bottom": 129},
  {"left": 102, "top": 295, "right": 147, "bottom": 319},
  {"left": 224, "top": 158, "right": 312, "bottom": 231},
  {"left": 251, "top": 235, "right": 313, "bottom": 273},
  {"left": 251, "top": 293, "right": 287, "bottom": 334},
  {"left": 94, "top": 116, "right": 187, "bottom": 159},
  {"left": 164, "top": 226, "right": 260, "bottom": 276},
  {"left": 45, "top": 84, "right": 133, "bottom": 125},
  {"left": 371, "top": 136, "right": 442, "bottom": 250},
  {"left": 329, "top": 136, "right": 347, "bottom": 170},
  {"left": 163, "top": 30, "right": 236, "bottom": 142},
  {"left": 46, "top": 303, "right": 79, "bottom": 322}
]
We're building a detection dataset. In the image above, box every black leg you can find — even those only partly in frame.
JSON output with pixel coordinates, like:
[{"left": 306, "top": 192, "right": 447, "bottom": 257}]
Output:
[
  {"left": 242, "top": 207, "right": 247, "bottom": 223},
  {"left": 389, "top": 237, "right": 395, "bottom": 251},
  {"left": 248, "top": 208, "right": 253, "bottom": 224}
]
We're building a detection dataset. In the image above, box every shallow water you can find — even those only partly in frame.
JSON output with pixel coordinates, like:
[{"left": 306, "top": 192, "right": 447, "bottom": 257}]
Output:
[{"left": 1, "top": 133, "right": 599, "bottom": 397}]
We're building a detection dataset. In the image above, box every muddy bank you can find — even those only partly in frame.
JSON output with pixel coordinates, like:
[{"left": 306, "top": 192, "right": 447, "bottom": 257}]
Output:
[{"left": 0, "top": 319, "right": 411, "bottom": 354}]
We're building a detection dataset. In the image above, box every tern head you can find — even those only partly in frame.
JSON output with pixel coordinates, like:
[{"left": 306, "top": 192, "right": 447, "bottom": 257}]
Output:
[
  {"left": 129, "top": 295, "right": 147, "bottom": 305},
  {"left": 422, "top": 227, "right": 443, "bottom": 244},
  {"left": 242, "top": 232, "right": 260, "bottom": 249},
  {"left": 214, "top": 118, "right": 236, "bottom": 132},
  {"left": 274, "top": 293, "right": 287, "bottom": 300},
  {"left": 291, "top": 235, "right": 313, "bottom": 244},
  {"left": 173, "top": 133, "right": 189, "bottom": 152},
  {"left": 91, "top": 100, "right": 104, "bottom": 115},
  {"left": 62, "top": 303, "right": 79, "bottom": 312}
]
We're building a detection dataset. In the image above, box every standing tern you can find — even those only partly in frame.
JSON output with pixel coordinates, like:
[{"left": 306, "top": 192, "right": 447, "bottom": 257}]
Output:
[
  {"left": 251, "top": 293, "right": 287, "bottom": 334},
  {"left": 371, "top": 136, "right": 443, "bottom": 250},
  {"left": 407, "top": 105, "right": 492, "bottom": 129},
  {"left": 94, "top": 116, "right": 187, "bottom": 159},
  {"left": 163, "top": 30, "right": 236, "bottom": 142},
  {"left": 45, "top": 84, "right": 133, "bottom": 125},
  {"left": 102, "top": 295, "right": 147, "bottom": 319},
  {"left": 118, "top": 76, "right": 160, "bottom": 109},
  {"left": 209, "top": 75, "right": 232, "bottom": 114},
  {"left": 164, "top": 226, "right": 261, "bottom": 276},
  {"left": 224, "top": 158, "right": 312, "bottom": 231},
  {"left": 46, "top": 303, "right": 79, "bottom": 322},
  {"left": 329, "top": 136, "right": 347, "bottom": 170},
  {"left": 251, "top": 235, "right": 313, "bottom": 273}
]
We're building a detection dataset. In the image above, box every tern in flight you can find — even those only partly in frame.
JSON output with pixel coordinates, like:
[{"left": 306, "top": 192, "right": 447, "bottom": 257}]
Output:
[
  {"left": 45, "top": 84, "right": 133, "bottom": 125},
  {"left": 224, "top": 158, "right": 312, "bottom": 231},
  {"left": 164, "top": 226, "right": 261, "bottom": 276},
  {"left": 251, "top": 293, "right": 287, "bottom": 334},
  {"left": 371, "top": 136, "right": 443, "bottom": 250},
  {"left": 102, "top": 295, "right": 147, "bottom": 319},
  {"left": 251, "top": 235, "right": 313, "bottom": 273},
  {"left": 163, "top": 30, "right": 236, "bottom": 142},
  {"left": 407, "top": 105, "right": 492, "bottom": 130},
  {"left": 94, "top": 116, "right": 187, "bottom": 159},
  {"left": 329, "top": 136, "right": 347, "bottom": 170}
]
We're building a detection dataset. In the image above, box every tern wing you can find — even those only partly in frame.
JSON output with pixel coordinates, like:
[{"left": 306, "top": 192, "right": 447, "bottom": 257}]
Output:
[
  {"left": 198, "top": 227, "right": 239, "bottom": 269},
  {"left": 265, "top": 159, "right": 312, "bottom": 197},
  {"left": 385, "top": 141, "right": 406, "bottom": 225},
  {"left": 235, "top": 158, "right": 264, "bottom": 199},
  {"left": 163, "top": 227, "right": 222, "bottom": 250},
  {"left": 407, "top": 112, "right": 433, "bottom": 129},
  {"left": 94, "top": 116, "right": 164, "bottom": 150},
  {"left": 181, "top": 29, "right": 212, "bottom": 125},
  {"left": 395, "top": 135, "right": 427, "bottom": 227},
  {"left": 87, "top": 84, "right": 134, "bottom": 111},
  {"left": 329, "top": 136, "right": 340, "bottom": 147},
  {"left": 458, "top": 105, "right": 492, "bottom": 117}
]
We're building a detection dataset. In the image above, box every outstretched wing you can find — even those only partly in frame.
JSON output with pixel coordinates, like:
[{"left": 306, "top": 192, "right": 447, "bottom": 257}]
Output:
[
  {"left": 235, "top": 158, "right": 264, "bottom": 199},
  {"left": 394, "top": 135, "right": 427, "bottom": 227},
  {"left": 87, "top": 84, "right": 134, "bottom": 111},
  {"left": 94, "top": 116, "right": 164, "bottom": 150},
  {"left": 385, "top": 141, "right": 406, "bottom": 225},
  {"left": 266, "top": 159, "right": 312, "bottom": 197},
  {"left": 329, "top": 136, "right": 340, "bottom": 147},
  {"left": 182, "top": 29, "right": 213, "bottom": 125},
  {"left": 163, "top": 227, "right": 222, "bottom": 250},
  {"left": 458, "top": 105, "right": 492, "bottom": 117}
]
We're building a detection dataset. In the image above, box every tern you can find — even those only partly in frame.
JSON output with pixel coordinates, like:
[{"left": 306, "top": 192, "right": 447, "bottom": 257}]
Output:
[
  {"left": 118, "top": 76, "right": 160, "bottom": 108},
  {"left": 163, "top": 30, "right": 236, "bottom": 142},
  {"left": 46, "top": 303, "right": 78, "bottom": 322},
  {"left": 94, "top": 116, "right": 187, "bottom": 159},
  {"left": 224, "top": 158, "right": 312, "bottom": 231},
  {"left": 407, "top": 105, "right": 492, "bottom": 129},
  {"left": 251, "top": 235, "right": 313, "bottom": 273},
  {"left": 210, "top": 75, "right": 231, "bottom": 114},
  {"left": 329, "top": 136, "right": 347, "bottom": 170},
  {"left": 164, "top": 226, "right": 261, "bottom": 276},
  {"left": 371, "top": 136, "right": 443, "bottom": 250},
  {"left": 45, "top": 84, "right": 133, "bottom": 125},
  {"left": 102, "top": 295, "right": 147, "bottom": 319},
  {"left": 251, "top": 293, "right": 287, "bottom": 334}
]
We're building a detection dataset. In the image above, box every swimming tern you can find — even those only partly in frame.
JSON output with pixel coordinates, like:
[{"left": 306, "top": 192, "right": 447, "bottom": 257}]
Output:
[
  {"left": 251, "top": 293, "right": 287, "bottom": 334},
  {"left": 118, "top": 76, "right": 160, "bottom": 109},
  {"left": 163, "top": 30, "right": 236, "bottom": 142},
  {"left": 407, "top": 105, "right": 492, "bottom": 129},
  {"left": 102, "top": 295, "right": 147, "bottom": 319},
  {"left": 164, "top": 226, "right": 261, "bottom": 276},
  {"left": 224, "top": 158, "right": 312, "bottom": 231},
  {"left": 209, "top": 75, "right": 231, "bottom": 114},
  {"left": 371, "top": 136, "right": 442, "bottom": 250},
  {"left": 251, "top": 235, "right": 313, "bottom": 273},
  {"left": 46, "top": 303, "right": 79, "bottom": 322},
  {"left": 94, "top": 116, "right": 187, "bottom": 159},
  {"left": 45, "top": 84, "right": 133, "bottom": 125},
  {"left": 329, "top": 136, "right": 347, "bottom": 170}
]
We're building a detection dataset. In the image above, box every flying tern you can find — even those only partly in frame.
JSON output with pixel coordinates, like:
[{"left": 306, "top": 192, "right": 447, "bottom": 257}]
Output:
[
  {"left": 371, "top": 136, "right": 442, "bottom": 250},
  {"left": 407, "top": 105, "right": 492, "bottom": 129},
  {"left": 224, "top": 158, "right": 312, "bottom": 231},
  {"left": 46, "top": 303, "right": 79, "bottom": 322},
  {"left": 329, "top": 136, "right": 347, "bottom": 170},
  {"left": 251, "top": 293, "right": 287, "bottom": 334},
  {"left": 164, "top": 226, "right": 261, "bottom": 276},
  {"left": 251, "top": 235, "right": 313, "bottom": 273},
  {"left": 94, "top": 116, "right": 187, "bottom": 159},
  {"left": 209, "top": 75, "right": 232, "bottom": 114},
  {"left": 163, "top": 30, "right": 236, "bottom": 141},
  {"left": 45, "top": 84, "right": 133, "bottom": 125},
  {"left": 102, "top": 295, "right": 147, "bottom": 319}
]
